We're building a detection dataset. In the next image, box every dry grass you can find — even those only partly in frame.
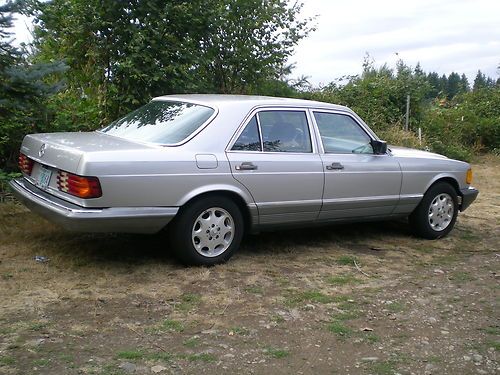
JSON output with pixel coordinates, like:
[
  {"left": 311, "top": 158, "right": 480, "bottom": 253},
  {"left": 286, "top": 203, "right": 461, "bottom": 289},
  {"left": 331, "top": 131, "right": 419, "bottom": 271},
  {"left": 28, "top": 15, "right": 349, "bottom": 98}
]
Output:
[{"left": 0, "top": 155, "right": 498, "bottom": 374}]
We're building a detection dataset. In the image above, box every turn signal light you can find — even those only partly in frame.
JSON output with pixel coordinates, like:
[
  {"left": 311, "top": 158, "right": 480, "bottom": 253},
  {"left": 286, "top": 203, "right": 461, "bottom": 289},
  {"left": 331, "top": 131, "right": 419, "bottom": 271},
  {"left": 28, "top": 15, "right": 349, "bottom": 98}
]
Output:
[
  {"left": 57, "top": 170, "right": 102, "bottom": 199},
  {"left": 466, "top": 168, "right": 473, "bottom": 184},
  {"left": 18, "top": 153, "right": 34, "bottom": 175}
]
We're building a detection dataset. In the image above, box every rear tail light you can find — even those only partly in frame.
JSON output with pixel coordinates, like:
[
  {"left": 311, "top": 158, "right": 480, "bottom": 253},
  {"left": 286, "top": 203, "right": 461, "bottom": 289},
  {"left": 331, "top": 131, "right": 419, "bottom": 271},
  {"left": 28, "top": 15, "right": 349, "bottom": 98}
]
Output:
[
  {"left": 57, "top": 170, "right": 102, "bottom": 199},
  {"left": 18, "top": 153, "right": 35, "bottom": 175}
]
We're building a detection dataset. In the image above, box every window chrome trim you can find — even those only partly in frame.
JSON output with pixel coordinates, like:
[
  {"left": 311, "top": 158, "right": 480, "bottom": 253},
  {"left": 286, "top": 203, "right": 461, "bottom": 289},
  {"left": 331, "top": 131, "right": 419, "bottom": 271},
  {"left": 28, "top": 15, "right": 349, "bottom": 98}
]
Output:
[
  {"left": 98, "top": 98, "right": 219, "bottom": 147},
  {"left": 226, "top": 106, "right": 317, "bottom": 154},
  {"left": 308, "top": 109, "right": 383, "bottom": 155}
]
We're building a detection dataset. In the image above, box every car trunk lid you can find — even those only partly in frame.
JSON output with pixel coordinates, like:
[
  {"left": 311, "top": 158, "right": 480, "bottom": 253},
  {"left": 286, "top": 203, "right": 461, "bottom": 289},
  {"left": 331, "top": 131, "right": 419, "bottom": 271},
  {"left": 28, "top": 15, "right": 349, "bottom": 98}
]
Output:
[{"left": 21, "top": 131, "right": 155, "bottom": 174}]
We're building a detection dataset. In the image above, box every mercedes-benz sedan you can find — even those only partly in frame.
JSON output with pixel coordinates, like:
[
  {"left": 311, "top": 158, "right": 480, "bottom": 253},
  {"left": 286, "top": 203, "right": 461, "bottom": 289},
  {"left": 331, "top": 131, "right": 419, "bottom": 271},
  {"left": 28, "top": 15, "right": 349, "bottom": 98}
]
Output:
[{"left": 10, "top": 95, "right": 478, "bottom": 265}]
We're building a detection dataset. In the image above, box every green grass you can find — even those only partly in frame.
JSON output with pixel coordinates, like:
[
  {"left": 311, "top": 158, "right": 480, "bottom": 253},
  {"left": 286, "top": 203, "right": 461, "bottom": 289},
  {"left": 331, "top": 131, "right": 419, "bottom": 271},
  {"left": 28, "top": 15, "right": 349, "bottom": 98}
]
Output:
[
  {"left": 29, "top": 322, "right": 48, "bottom": 331},
  {"left": 177, "top": 293, "right": 201, "bottom": 312},
  {"left": 230, "top": 326, "right": 250, "bottom": 336},
  {"left": 161, "top": 319, "right": 184, "bottom": 332},
  {"left": 327, "top": 274, "right": 361, "bottom": 286},
  {"left": 368, "top": 360, "right": 397, "bottom": 375},
  {"left": 32, "top": 358, "right": 50, "bottom": 367},
  {"left": 364, "top": 332, "right": 380, "bottom": 343},
  {"left": 116, "top": 350, "right": 144, "bottom": 360},
  {"left": 264, "top": 347, "right": 290, "bottom": 358},
  {"left": 487, "top": 340, "right": 500, "bottom": 351},
  {"left": 147, "top": 352, "right": 173, "bottom": 362},
  {"left": 245, "top": 285, "right": 264, "bottom": 294},
  {"left": 481, "top": 326, "right": 500, "bottom": 335},
  {"left": 328, "top": 321, "right": 353, "bottom": 337},
  {"left": 451, "top": 271, "right": 474, "bottom": 283},
  {"left": 271, "top": 314, "right": 285, "bottom": 323},
  {"left": 386, "top": 302, "right": 405, "bottom": 313},
  {"left": 0, "top": 356, "right": 15, "bottom": 366},
  {"left": 336, "top": 255, "right": 359, "bottom": 266},
  {"left": 183, "top": 337, "right": 200, "bottom": 348},
  {"left": 183, "top": 353, "right": 216, "bottom": 362},
  {"left": 284, "top": 290, "right": 333, "bottom": 306}
]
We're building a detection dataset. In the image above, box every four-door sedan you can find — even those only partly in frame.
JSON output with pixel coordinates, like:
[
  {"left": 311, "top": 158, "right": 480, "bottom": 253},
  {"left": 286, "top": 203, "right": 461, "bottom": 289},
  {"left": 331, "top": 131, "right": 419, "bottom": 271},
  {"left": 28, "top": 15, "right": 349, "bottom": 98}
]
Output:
[{"left": 10, "top": 95, "right": 478, "bottom": 265}]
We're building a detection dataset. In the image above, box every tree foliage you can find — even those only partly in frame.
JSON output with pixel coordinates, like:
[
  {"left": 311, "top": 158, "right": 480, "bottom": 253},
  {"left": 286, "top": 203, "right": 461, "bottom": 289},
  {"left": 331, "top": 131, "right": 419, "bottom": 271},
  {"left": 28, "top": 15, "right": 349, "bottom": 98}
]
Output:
[
  {"left": 28, "top": 0, "right": 313, "bottom": 124},
  {"left": 0, "top": 0, "right": 66, "bottom": 168}
]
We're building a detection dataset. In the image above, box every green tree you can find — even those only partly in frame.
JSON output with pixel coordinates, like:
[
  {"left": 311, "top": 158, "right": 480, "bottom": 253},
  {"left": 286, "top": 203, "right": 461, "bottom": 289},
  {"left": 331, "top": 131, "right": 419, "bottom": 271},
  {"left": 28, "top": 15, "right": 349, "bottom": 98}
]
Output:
[
  {"left": 0, "top": 0, "right": 65, "bottom": 168},
  {"left": 29, "top": 0, "right": 313, "bottom": 125}
]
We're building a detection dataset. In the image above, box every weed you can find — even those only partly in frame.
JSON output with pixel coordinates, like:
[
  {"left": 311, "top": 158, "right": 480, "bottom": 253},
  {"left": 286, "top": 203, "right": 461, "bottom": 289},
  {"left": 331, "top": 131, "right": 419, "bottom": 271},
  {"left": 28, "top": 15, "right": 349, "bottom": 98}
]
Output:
[
  {"left": 177, "top": 293, "right": 201, "bottom": 312},
  {"left": 183, "top": 353, "right": 216, "bottom": 362},
  {"left": 481, "top": 326, "right": 500, "bottom": 335},
  {"left": 328, "top": 321, "right": 352, "bottom": 337},
  {"left": 32, "top": 358, "right": 50, "bottom": 367},
  {"left": 369, "top": 360, "right": 397, "bottom": 375},
  {"left": 0, "top": 356, "right": 15, "bottom": 366},
  {"left": 183, "top": 337, "right": 201, "bottom": 348},
  {"left": 364, "top": 332, "right": 380, "bottom": 343},
  {"left": 29, "top": 322, "right": 48, "bottom": 331},
  {"left": 271, "top": 314, "right": 285, "bottom": 323},
  {"left": 161, "top": 319, "right": 184, "bottom": 332},
  {"left": 336, "top": 255, "right": 359, "bottom": 266},
  {"left": 264, "top": 346, "right": 290, "bottom": 358},
  {"left": 230, "top": 326, "right": 250, "bottom": 336},
  {"left": 327, "top": 274, "right": 361, "bottom": 286},
  {"left": 451, "top": 271, "right": 474, "bottom": 283},
  {"left": 386, "top": 302, "right": 405, "bottom": 313},
  {"left": 116, "top": 350, "right": 144, "bottom": 360},
  {"left": 285, "top": 290, "right": 332, "bottom": 306},
  {"left": 245, "top": 285, "right": 264, "bottom": 294}
]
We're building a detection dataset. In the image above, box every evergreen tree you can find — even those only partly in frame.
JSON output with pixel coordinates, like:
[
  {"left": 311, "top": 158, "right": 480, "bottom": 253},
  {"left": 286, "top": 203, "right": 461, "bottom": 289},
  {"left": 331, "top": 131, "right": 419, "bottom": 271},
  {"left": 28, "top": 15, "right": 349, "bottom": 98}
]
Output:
[
  {"left": 473, "top": 70, "right": 488, "bottom": 91},
  {"left": 446, "top": 72, "right": 461, "bottom": 98}
]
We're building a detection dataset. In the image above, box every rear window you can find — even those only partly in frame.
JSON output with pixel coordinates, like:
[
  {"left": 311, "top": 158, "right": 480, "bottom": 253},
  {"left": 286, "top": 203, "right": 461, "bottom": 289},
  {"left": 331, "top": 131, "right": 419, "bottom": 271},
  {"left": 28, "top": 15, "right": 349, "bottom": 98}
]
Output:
[{"left": 100, "top": 100, "right": 215, "bottom": 144}]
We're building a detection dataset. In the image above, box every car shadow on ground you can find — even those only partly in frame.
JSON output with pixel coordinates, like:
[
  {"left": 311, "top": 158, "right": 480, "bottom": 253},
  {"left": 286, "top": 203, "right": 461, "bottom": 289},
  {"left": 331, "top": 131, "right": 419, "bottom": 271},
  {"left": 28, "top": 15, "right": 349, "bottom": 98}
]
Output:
[{"left": 37, "top": 218, "right": 412, "bottom": 268}]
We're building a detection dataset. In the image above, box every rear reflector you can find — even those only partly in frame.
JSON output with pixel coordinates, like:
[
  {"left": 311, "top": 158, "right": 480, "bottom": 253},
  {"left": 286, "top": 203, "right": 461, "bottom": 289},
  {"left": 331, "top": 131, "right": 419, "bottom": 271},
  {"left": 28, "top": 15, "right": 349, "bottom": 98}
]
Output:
[
  {"left": 57, "top": 170, "right": 102, "bottom": 199},
  {"left": 18, "top": 153, "right": 34, "bottom": 175}
]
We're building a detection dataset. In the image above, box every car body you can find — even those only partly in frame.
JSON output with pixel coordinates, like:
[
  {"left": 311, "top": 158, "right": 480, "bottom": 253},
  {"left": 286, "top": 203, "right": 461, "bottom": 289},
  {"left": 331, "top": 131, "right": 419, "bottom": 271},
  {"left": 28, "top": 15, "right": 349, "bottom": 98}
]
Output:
[{"left": 10, "top": 94, "right": 479, "bottom": 265}]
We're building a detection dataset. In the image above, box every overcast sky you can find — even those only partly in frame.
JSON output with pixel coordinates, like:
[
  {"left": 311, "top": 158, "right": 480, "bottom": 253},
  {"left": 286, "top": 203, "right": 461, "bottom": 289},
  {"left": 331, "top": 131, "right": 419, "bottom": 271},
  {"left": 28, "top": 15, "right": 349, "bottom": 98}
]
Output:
[
  {"left": 6, "top": 0, "right": 500, "bottom": 87},
  {"left": 292, "top": 0, "right": 500, "bottom": 86}
]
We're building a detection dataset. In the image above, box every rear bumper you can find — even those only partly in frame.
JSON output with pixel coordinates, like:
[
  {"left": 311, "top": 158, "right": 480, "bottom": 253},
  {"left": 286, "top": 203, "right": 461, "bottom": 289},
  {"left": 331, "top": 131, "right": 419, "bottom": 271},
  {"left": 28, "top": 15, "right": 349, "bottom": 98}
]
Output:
[
  {"left": 459, "top": 186, "right": 479, "bottom": 212},
  {"left": 8, "top": 178, "right": 178, "bottom": 233}
]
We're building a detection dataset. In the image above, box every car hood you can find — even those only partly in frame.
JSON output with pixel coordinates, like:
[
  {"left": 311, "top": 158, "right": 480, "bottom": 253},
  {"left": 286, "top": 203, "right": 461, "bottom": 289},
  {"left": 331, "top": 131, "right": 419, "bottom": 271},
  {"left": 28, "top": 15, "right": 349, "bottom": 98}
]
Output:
[
  {"left": 20, "top": 131, "right": 156, "bottom": 173},
  {"left": 388, "top": 145, "right": 447, "bottom": 160}
]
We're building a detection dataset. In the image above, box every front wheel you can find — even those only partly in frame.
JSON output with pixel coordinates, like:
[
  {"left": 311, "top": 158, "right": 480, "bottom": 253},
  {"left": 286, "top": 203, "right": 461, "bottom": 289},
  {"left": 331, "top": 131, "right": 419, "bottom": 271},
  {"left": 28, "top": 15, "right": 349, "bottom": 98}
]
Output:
[
  {"left": 409, "top": 182, "right": 458, "bottom": 239},
  {"left": 169, "top": 196, "right": 244, "bottom": 266}
]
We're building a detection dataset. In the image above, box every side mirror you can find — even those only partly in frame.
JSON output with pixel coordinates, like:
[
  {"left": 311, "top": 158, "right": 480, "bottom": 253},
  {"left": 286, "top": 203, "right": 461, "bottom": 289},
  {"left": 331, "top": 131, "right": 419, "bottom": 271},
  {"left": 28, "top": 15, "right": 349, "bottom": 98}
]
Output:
[{"left": 371, "top": 139, "right": 387, "bottom": 155}]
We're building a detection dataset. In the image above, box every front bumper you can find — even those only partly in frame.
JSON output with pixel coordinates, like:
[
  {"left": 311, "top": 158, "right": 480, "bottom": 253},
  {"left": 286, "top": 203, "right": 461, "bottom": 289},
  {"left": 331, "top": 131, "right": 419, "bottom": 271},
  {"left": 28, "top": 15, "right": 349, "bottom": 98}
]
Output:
[
  {"left": 459, "top": 186, "right": 479, "bottom": 212},
  {"left": 9, "top": 178, "right": 178, "bottom": 233}
]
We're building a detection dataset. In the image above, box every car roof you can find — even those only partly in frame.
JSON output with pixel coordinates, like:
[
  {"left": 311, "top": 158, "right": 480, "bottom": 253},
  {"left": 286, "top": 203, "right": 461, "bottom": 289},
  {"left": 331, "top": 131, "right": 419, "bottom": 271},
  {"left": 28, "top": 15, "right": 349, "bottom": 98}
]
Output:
[{"left": 153, "top": 94, "right": 349, "bottom": 111}]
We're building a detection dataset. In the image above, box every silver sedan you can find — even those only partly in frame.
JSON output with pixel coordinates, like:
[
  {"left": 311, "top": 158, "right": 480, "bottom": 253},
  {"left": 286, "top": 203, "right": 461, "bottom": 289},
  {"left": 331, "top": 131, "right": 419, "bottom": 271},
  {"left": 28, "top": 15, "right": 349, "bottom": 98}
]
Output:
[{"left": 10, "top": 95, "right": 479, "bottom": 265}]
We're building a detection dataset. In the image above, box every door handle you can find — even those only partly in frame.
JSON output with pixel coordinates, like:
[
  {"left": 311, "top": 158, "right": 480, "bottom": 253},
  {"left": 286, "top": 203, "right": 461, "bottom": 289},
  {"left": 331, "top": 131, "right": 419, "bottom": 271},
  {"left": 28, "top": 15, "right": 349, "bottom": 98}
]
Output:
[
  {"left": 326, "top": 162, "right": 344, "bottom": 170},
  {"left": 235, "top": 162, "right": 258, "bottom": 171}
]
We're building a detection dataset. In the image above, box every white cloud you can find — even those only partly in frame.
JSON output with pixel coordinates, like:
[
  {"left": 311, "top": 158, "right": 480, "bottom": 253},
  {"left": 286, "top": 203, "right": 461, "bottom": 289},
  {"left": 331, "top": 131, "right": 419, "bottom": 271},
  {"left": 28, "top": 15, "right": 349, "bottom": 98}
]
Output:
[{"left": 291, "top": 0, "right": 500, "bottom": 86}]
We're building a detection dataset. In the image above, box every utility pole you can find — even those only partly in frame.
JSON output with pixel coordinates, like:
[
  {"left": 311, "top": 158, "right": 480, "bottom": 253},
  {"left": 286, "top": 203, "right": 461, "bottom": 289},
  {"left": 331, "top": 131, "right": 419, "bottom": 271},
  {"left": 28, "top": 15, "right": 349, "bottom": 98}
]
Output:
[{"left": 405, "top": 94, "right": 410, "bottom": 131}]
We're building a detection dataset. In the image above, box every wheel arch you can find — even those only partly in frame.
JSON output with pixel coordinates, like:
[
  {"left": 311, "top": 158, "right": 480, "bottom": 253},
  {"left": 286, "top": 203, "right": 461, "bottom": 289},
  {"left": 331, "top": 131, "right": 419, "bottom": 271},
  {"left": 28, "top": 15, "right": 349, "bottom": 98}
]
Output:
[
  {"left": 176, "top": 187, "right": 256, "bottom": 232},
  {"left": 424, "top": 174, "right": 461, "bottom": 196}
]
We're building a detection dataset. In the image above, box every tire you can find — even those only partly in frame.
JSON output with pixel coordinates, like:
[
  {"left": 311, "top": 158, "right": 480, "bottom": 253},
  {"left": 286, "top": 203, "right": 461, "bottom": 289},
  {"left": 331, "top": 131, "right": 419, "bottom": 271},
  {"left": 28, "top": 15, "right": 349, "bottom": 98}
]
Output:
[
  {"left": 169, "top": 196, "right": 244, "bottom": 266},
  {"left": 409, "top": 182, "right": 458, "bottom": 239}
]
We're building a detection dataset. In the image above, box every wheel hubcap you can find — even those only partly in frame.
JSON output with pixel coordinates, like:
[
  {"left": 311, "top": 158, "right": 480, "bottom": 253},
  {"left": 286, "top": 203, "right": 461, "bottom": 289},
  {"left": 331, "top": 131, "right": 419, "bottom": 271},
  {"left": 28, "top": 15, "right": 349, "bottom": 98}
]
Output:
[
  {"left": 191, "top": 207, "right": 234, "bottom": 257},
  {"left": 428, "top": 193, "right": 454, "bottom": 231}
]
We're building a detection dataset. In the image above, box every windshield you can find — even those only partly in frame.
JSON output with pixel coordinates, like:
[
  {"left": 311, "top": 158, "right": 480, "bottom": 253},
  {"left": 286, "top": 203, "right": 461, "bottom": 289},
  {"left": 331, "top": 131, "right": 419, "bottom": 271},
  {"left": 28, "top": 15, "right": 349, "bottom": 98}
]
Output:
[{"left": 100, "top": 100, "right": 215, "bottom": 144}]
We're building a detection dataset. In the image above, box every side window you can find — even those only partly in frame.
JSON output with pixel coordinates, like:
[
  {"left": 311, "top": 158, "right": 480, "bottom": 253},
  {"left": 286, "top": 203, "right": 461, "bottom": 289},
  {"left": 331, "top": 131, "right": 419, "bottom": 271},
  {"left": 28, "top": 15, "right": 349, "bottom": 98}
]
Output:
[
  {"left": 314, "top": 112, "right": 373, "bottom": 154},
  {"left": 232, "top": 116, "right": 262, "bottom": 151},
  {"left": 258, "top": 111, "right": 312, "bottom": 153}
]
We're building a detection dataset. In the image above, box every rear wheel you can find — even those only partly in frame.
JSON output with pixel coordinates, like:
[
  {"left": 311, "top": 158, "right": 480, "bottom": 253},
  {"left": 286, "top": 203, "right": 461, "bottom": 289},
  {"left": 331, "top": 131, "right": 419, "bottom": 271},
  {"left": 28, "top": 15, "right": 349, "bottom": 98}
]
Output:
[
  {"left": 409, "top": 182, "right": 458, "bottom": 239},
  {"left": 170, "top": 196, "right": 244, "bottom": 266}
]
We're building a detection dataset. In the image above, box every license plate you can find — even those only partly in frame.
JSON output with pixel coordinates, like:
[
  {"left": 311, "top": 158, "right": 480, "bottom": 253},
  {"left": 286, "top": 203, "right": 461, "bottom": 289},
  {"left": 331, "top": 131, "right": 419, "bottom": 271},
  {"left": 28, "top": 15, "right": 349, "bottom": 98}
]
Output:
[{"left": 36, "top": 165, "right": 52, "bottom": 189}]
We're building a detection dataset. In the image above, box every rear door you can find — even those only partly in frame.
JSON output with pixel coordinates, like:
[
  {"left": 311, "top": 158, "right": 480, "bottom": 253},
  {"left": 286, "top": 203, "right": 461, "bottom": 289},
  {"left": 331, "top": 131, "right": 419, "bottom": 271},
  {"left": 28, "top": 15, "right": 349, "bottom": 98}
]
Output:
[
  {"left": 226, "top": 108, "right": 324, "bottom": 225},
  {"left": 311, "top": 110, "right": 402, "bottom": 221}
]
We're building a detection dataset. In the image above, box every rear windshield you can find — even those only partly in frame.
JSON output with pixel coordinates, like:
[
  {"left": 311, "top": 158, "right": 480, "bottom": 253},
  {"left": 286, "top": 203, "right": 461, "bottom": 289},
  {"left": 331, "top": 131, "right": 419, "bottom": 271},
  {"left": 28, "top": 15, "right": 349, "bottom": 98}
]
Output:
[{"left": 100, "top": 100, "right": 215, "bottom": 144}]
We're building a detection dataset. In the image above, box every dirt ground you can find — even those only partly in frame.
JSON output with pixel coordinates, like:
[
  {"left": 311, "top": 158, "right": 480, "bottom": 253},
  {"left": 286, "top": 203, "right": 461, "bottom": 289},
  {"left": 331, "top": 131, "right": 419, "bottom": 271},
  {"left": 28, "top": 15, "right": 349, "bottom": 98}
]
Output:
[{"left": 0, "top": 156, "right": 498, "bottom": 375}]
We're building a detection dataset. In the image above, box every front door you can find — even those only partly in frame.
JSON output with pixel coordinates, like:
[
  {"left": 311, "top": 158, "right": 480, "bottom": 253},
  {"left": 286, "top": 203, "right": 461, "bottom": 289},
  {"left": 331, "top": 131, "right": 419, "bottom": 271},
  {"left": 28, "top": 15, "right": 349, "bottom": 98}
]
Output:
[
  {"left": 311, "top": 111, "right": 402, "bottom": 221},
  {"left": 226, "top": 109, "right": 324, "bottom": 225}
]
